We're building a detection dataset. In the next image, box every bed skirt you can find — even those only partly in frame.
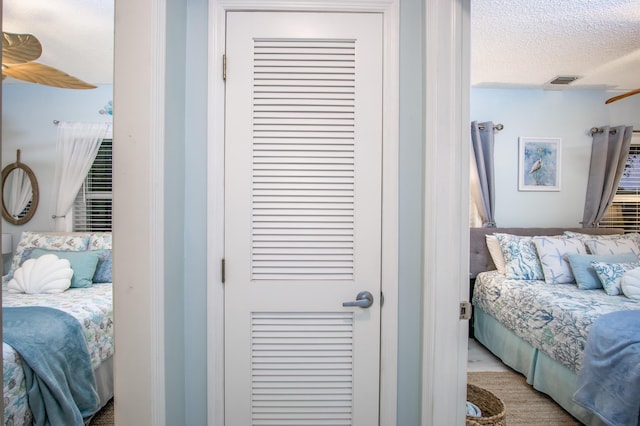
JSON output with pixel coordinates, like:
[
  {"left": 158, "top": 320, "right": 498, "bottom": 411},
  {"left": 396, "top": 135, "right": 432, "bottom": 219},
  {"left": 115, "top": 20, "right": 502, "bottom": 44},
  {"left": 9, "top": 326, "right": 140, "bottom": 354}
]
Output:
[{"left": 473, "top": 308, "right": 608, "bottom": 426}]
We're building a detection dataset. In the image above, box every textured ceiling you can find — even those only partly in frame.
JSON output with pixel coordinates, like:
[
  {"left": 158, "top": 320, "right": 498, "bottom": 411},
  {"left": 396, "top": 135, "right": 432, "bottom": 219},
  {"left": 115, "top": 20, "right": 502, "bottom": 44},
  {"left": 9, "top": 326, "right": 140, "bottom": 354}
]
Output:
[
  {"left": 2, "top": 0, "right": 640, "bottom": 93},
  {"left": 471, "top": 0, "right": 640, "bottom": 91}
]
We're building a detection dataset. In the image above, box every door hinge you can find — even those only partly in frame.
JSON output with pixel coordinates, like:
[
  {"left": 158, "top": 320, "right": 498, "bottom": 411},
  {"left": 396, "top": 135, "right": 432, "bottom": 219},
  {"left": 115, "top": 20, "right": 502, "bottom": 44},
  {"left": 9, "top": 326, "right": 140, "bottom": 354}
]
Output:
[
  {"left": 222, "top": 54, "right": 227, "bottom": 81},
  {"left": 459, "top": 301, "right": 472, "bottom": 320},
  {"left": 221, "top": 258, "right": 226, "bottom": 283}
]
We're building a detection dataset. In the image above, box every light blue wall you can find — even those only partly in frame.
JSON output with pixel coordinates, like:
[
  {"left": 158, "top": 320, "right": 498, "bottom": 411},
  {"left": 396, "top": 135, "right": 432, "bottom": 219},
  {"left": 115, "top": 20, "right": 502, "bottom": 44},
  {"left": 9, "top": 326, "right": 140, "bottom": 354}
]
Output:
[
  {"left": 398, "top": 0, "right": 424, "bottom": 424},
  {"left": 164, "top": 0, "right": 188, "bottom": 423},
  {"left": 1, "top": 83, "right": 113, "bottom": 270},
  {"left": 182, "top": 0, "right": 209, "bottom": 424},
  {"left": 471, "top": 88, "right": 640, "bottom": 227}
]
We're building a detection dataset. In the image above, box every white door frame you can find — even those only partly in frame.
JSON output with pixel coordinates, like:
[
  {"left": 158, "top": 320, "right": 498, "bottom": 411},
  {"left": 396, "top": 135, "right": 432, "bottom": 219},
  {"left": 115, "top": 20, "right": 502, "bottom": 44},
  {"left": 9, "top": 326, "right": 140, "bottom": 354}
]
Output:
[
  {"left": 207, "top": 1, "right": 399, "bottom": 425},
  {"left": 421, "top": 0, "right": 471, "bottom": 425}
]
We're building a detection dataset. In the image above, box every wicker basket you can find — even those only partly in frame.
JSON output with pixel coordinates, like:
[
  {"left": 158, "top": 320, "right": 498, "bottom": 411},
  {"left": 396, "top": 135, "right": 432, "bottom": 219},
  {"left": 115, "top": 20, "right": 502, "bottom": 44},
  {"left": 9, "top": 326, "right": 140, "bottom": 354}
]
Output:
[{"left": 466, "top": 384, "right": 506, "bottom": 426}]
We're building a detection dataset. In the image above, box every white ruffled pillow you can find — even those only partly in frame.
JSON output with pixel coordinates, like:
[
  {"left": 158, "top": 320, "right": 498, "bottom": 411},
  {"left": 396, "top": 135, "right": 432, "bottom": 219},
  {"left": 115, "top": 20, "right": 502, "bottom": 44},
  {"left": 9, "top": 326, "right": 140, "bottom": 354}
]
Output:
[
  {"left": 621, "top": 267, "right": 640, "bottom": 299},
  {"left": 7, "top": 254, "right": 73, "bottom": 294}
]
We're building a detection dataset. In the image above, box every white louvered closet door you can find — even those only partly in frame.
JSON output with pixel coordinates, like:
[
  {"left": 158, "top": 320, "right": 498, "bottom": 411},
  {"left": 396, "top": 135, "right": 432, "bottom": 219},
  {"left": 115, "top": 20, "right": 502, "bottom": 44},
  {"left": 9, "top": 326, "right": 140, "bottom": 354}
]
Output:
[{"left": 224, "top": 11, "right": 383, "bottom": 426}]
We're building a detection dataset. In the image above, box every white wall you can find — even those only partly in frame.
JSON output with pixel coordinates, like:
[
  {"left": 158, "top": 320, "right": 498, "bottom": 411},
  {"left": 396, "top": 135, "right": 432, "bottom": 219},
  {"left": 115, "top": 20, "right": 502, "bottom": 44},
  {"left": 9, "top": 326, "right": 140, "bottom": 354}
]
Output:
[
  {"left": 471, "top": 88, "right": 640, "bottom": 227},
  {"left": 1, "top": 83, "right": 113, "bottom": 268}
]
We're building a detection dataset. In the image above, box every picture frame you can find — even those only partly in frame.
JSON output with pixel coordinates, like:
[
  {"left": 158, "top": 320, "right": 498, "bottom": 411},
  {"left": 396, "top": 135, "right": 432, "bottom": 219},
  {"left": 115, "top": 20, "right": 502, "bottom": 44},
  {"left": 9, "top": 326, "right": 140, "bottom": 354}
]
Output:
[{"left": 518, "top": 137, "right": 561, "bottom": 191}]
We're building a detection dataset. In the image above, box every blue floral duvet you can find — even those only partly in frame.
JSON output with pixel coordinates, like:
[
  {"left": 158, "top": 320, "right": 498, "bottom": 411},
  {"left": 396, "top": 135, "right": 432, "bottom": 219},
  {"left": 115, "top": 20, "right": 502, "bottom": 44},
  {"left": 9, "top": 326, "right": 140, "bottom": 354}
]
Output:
[
  {"left": 2, "top": 283, "right": 113, "bottom": 425},
  {"left": 472, "top": 271, "right": 640, "bottom": 373}
]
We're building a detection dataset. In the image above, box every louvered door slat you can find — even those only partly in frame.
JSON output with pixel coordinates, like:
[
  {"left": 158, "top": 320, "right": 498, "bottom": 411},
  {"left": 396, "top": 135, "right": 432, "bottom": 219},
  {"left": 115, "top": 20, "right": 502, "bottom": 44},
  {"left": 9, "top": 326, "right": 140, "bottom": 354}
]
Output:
[
  {"left": 251, "top": 37, "right": 356, "bottom": 281},
  {"left": 251, "top": 312, "right": 353, "bottom": 426}
]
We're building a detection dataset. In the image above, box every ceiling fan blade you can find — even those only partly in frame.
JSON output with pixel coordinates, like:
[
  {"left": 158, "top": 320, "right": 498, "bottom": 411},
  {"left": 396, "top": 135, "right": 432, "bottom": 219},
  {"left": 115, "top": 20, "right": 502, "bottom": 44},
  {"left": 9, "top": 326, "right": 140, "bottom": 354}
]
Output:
[
  {"left": 2, "top": 62, "right": 96, "bottom": 89},
  {"left": 605, "top": 88, "right": 640, "bottom": 104},
  {"left": 2, "top": 32, "right": 43, "bottom": 64}
]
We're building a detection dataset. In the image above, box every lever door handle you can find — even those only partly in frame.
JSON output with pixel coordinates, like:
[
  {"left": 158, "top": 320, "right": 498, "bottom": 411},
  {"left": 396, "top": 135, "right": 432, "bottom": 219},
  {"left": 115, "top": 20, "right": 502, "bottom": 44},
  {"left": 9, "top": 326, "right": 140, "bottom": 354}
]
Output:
[{"left": 342, "top": 291, "right": 374, "bottom": 308}]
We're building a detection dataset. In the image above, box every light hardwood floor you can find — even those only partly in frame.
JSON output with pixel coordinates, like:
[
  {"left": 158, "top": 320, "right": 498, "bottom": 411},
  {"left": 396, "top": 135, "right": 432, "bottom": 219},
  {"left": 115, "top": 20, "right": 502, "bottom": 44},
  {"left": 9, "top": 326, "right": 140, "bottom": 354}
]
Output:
[{"left": 467, "top": 339, "right": 510, "bottom": 372}]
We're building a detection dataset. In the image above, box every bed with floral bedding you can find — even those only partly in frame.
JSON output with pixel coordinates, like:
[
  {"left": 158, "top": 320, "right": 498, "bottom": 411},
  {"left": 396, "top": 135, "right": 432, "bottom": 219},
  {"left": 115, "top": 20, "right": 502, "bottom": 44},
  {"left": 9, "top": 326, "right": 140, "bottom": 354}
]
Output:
[
  {"left": 2, "top": 231, "right": 113, "bottom": 426},
  {"left": 470, "top": 227, "right": 640, "bottom": 426}
]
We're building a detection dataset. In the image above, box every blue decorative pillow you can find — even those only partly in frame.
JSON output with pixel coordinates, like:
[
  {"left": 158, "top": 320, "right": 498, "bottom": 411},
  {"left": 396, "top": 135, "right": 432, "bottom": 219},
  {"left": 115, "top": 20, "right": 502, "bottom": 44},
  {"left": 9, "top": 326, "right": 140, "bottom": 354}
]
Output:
[
  {"left": 494, "top": 233, "right": 544, "bottom": 280},
  {"left": 591, "top": 261, "right": 640, "bottom": 296},
  {"left": 566, "top": 253, "right": 639, "bottom": 290},
  {"left": 27, "top": 248, "right": 101, "bottom": 288},
  {"left": 532, "top": 236, "right": 586, "bottom": 284},
  {"left": 91, "top": 249, "right": 112, "bottom": 283}
]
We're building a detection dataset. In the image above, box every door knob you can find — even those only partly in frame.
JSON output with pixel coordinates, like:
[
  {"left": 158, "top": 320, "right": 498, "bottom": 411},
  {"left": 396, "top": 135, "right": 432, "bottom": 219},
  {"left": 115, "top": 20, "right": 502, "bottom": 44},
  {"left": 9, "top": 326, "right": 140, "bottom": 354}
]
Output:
[{"left": 342, "top": 291, "right": 374, "bottom": 308}]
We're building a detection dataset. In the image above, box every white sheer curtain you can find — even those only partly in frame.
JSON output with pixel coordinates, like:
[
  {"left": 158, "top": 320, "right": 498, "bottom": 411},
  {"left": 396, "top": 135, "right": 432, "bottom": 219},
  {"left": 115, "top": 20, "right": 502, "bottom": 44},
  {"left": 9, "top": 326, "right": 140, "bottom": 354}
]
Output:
[
  {"left": 50, "top": 122, "right": 111, "bottom": 231},
  {"left": 6, "top": 168, "right": 33, "bottom": 218}
]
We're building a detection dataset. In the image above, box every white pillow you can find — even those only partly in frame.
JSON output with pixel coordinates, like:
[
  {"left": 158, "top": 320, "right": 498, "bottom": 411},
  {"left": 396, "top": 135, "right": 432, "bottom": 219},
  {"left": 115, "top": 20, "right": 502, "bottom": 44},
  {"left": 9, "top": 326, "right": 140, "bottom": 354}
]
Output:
[
  {"left": 621, "top": 267, "right": 640, "bottom": 299},
  {"left": 585, "top": 238, "right": 640, "bottom": 256},
  {"left": 7, "top": 254, "right": 73, "bottom": 294},
  {"left": 485, "top": 235, "right": 505, "bottom": 274},
  {"left": 532, "top": 236, "right": 586, "bottom": 284}
]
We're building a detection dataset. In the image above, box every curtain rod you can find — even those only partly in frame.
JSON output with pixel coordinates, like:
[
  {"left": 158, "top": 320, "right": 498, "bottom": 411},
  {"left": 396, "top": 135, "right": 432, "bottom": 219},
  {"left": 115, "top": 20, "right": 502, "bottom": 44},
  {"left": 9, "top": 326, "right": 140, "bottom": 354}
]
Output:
[
  {"left": 478, "top": 123, "right": 504, "bottom": 131},
  {"left": 589, "top": 127, "right": 640, "bottom": 136}
]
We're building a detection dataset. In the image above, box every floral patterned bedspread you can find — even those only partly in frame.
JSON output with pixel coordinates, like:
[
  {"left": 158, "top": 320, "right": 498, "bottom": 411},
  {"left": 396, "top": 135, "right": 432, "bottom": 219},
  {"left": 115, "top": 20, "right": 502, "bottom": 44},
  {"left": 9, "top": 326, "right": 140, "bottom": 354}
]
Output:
[
  {"left": 472, "top": 271, "right": 640, "bottom": 373},
  {"left": 2, "top": 283, "right": 113, "bottom": 425}
]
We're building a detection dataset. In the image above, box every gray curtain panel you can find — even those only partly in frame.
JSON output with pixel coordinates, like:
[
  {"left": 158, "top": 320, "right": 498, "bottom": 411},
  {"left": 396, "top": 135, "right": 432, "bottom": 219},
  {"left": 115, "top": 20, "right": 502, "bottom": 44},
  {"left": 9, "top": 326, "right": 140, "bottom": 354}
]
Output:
[
  {"left": 582, "top": 125, "right": 634, "bottom": 227},
  {"left": 470, "top": 121, "right": 496, "bottom": 227}
]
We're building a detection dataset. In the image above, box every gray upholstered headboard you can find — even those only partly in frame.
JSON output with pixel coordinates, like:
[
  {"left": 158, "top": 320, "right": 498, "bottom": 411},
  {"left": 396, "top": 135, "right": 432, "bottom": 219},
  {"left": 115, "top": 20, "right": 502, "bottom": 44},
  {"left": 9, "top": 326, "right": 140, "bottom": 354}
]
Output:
[{"left": 469, "top": 227, "right": 625, "bottom": 279}]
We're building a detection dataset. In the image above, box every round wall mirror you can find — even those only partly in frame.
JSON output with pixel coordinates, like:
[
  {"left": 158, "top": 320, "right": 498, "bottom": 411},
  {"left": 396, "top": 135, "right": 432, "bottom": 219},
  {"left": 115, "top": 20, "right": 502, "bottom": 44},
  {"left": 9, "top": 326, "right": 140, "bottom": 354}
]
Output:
[{"left": 1, "top": 149, "right": 39, "bottom": 225}]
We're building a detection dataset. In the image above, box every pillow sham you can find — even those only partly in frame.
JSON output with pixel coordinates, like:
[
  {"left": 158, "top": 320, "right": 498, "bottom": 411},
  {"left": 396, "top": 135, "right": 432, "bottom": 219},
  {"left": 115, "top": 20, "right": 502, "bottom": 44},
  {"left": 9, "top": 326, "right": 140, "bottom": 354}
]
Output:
[
  {"left": 566, "top": 252, "right": 639, "bottom": 290},
  {"left": 584, "top": 238, "right": 640, "bottom": 256},
  {"left": 8, "top": 254, "right": 73, "bottom": 294},
  {"left": 9, "top": 231, "right": 90, "bottom": 280},
  {"left": 89, "top": 232, "right": 112, "bottom": 250},
  {"left": 485, "top": 235, "right": 506, "bottom": 274},
  {"left": 27, "top": 248, "right": 101, "bottom": 288},
  {"left": 591, "top": 260, "right": 640, "bottom": 296},
  {"left": 532, "top": 237, "right": 586, "bottom": 284},
  {"left": 494, "top": 233, "right": 544, "bottom": 280},
  {"left": 563, "top": 231, "right": 640, "bottom": 253}
]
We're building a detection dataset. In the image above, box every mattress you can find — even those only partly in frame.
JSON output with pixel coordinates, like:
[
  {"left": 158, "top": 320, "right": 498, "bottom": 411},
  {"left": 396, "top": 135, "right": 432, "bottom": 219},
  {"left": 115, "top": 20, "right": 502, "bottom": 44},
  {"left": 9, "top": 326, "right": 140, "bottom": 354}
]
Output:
[
  {"left": 472, "top": 270, "right": 640, "bottom": 373},
  {"left": 2, "top": 282, "right": 113, "bottom": 425}
]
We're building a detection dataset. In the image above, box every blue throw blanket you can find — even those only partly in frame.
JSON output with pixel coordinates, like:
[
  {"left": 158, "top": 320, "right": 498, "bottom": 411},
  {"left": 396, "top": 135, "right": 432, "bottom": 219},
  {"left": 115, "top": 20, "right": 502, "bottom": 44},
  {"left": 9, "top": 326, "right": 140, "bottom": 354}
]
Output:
[
  {"left": 573, "top": 310, "right": 640, "bottom": 426},
  {"left": 2, "top": 306, "right": 100, "bottom": 426}
]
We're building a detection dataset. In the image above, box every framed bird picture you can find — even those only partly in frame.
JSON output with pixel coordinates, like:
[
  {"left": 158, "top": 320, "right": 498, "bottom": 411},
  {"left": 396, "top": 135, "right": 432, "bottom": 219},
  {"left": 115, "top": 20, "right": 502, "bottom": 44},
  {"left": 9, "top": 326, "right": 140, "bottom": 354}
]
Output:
[{"left": 518, "top": 137, "right": 561, "bottom": 191}]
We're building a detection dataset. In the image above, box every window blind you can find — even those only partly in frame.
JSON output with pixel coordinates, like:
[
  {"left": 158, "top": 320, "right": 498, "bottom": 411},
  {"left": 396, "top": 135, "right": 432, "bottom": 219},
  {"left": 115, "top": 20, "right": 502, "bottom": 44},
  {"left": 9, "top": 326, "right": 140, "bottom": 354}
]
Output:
[
  {"left": 73, "top": 139, "right": 112, "bottom": 231},
  {"left": 600, "top": 144, "right": 640, "bottom": 232}
]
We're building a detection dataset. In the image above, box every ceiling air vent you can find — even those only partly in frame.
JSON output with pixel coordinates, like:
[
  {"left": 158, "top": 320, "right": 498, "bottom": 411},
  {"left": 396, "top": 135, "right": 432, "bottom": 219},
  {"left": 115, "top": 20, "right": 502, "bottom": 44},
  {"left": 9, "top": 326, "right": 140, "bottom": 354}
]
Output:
[{"left": 548, "top": 75, "right": 580, "bottom": 85}]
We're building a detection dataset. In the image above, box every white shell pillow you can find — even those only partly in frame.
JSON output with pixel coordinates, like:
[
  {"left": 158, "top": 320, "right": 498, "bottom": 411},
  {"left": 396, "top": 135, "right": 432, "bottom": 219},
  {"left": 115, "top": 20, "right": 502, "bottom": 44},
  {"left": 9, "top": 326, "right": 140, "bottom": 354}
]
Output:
[
  {"left": 621, "top": 267, "right": 640, "bottom": 299},
  {"left": 7, "top": 254, "right": 73, "bottom": 294}
]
